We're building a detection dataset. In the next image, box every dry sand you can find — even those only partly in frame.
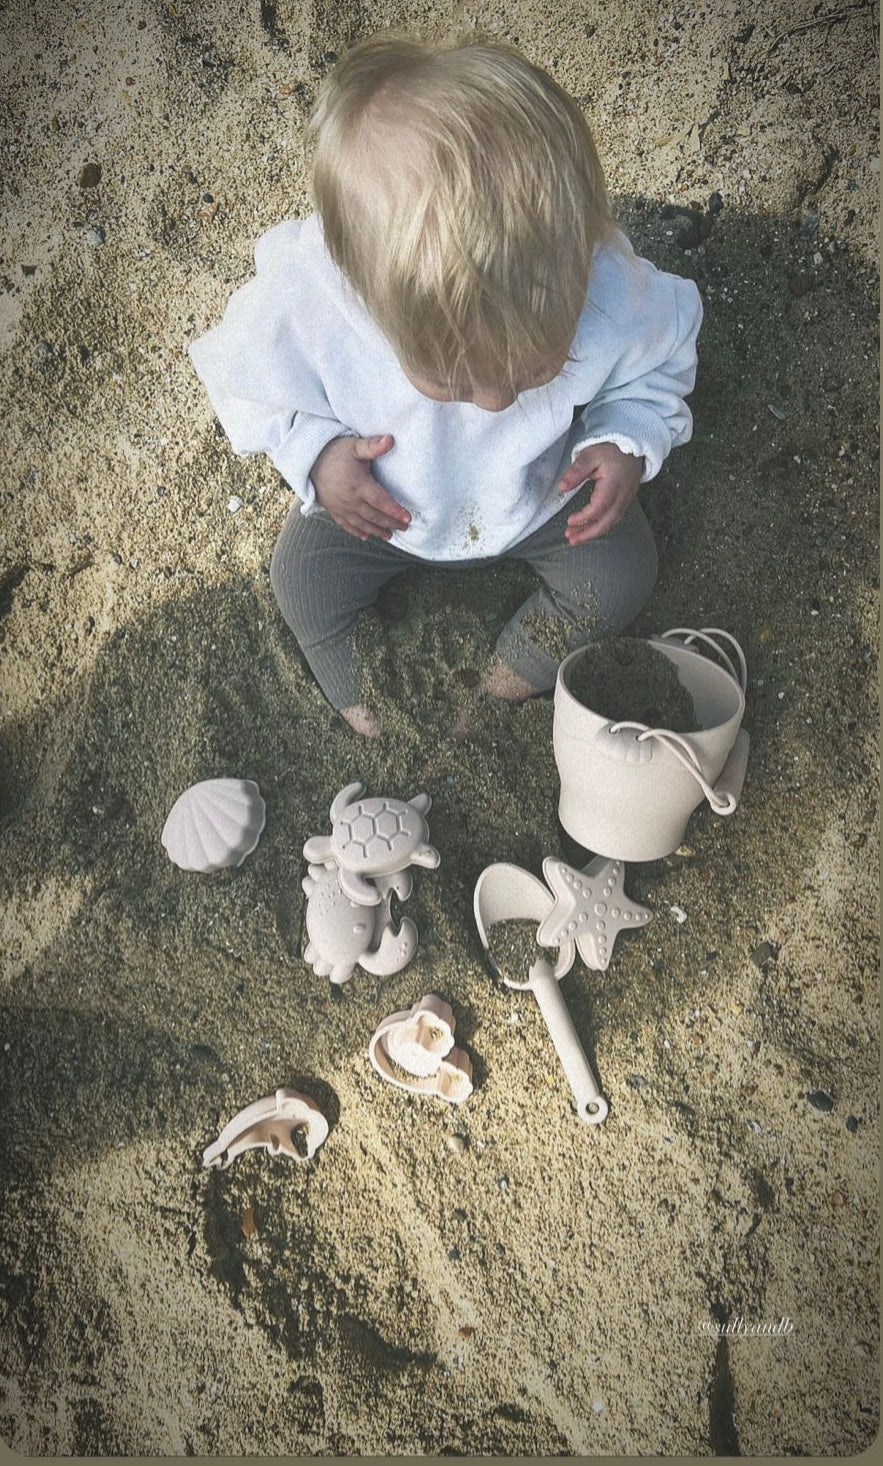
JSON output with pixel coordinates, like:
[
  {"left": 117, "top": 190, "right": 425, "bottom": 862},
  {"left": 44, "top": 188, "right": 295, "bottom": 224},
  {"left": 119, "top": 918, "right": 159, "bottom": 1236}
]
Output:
[{"left": 0, "top": 0, "right": 879, "bottom": 1455}]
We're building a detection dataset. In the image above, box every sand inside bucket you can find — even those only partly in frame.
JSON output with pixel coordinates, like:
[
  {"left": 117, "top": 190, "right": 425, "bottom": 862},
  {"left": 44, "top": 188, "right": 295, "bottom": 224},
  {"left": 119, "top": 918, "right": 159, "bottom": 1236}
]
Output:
[{"left": 566, "top": 638, "right": 698, "bottom": 733}]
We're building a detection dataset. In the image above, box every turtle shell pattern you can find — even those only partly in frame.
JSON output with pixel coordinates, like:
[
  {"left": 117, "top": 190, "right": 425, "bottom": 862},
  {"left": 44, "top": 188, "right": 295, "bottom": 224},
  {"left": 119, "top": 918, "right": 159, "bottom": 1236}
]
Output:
[{"left": 330, "top": 795, "right": 428, "bottom": 877}]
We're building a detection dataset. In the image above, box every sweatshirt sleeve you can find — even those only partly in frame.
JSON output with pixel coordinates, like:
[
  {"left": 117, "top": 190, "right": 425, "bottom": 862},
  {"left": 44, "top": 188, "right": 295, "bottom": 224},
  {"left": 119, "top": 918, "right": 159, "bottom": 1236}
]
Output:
[
  {"left": 571, "top": 244, "right": 703, "bottom": 483},
  {"left": 187, "top": 221, "right": 354, "bottom": 513}
]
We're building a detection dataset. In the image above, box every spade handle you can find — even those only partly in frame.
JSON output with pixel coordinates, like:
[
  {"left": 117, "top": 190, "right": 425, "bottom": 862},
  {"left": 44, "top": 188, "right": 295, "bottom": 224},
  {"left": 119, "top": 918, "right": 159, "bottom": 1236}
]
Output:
[{"left": 529, "top": 959, "right": 608, "bottom": 1125}]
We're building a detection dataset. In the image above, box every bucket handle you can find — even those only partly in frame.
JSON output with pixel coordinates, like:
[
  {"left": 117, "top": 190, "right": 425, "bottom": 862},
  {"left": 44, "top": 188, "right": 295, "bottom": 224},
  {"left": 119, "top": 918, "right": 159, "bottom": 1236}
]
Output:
[
  {"left": 607, "top": 723, "right": 738, "bottom": 816},
  {"left": 606, "top": 626, "right": 748, "bottom": 818},
  {"left": 657, "top": 626, "right": 748, "bottom": 694}
]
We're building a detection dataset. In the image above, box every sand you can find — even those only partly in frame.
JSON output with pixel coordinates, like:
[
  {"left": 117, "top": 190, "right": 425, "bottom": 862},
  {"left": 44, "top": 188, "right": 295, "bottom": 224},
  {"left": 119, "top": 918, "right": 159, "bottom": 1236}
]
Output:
[
  {"left": 565, "top": 637, "right": 699, "bottom": 731},
  {"left": 0, "top": 0, "right": 879, "bottom": 1455}
]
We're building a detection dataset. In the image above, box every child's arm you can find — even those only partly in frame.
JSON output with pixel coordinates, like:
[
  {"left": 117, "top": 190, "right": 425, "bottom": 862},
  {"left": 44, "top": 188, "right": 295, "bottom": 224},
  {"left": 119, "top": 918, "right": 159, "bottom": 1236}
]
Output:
[
  {"left": 188, "top": 222, "right": 406, "bottom": 531},
  {"left": 189, "top": 289, "right": 348, "bottom": 515},
  {"left": 555, "top": 249, "right": 703, "bottom": 543}
]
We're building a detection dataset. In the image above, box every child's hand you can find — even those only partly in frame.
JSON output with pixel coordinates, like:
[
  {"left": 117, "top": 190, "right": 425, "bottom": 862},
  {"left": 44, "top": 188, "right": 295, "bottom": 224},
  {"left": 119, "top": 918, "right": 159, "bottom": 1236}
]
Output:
[
  {"left": 310, "top": 433, "right": 411, "bottom": 541},
  {"left": 557, "top": 442, "right": 643, "bottom": 545}
]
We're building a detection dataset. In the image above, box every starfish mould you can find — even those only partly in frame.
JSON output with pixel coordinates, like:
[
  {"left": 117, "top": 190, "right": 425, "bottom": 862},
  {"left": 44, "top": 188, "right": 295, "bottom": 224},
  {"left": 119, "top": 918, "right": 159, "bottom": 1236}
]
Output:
[{"left": 537, "top": 856, "right": 652, "bottom": 972}]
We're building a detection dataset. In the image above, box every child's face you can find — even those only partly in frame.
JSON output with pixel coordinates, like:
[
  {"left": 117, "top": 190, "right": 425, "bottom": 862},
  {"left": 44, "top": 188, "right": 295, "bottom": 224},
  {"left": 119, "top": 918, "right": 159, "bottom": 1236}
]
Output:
[{"left": 400, "top": 353, "right": 568, "bottom": 411}]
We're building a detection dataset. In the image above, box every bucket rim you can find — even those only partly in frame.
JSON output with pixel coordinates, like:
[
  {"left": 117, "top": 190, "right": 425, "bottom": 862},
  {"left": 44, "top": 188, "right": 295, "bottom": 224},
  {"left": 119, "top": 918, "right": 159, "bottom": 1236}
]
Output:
[{"left": 555, "top": 637, "right": 745, "bottom": 739}]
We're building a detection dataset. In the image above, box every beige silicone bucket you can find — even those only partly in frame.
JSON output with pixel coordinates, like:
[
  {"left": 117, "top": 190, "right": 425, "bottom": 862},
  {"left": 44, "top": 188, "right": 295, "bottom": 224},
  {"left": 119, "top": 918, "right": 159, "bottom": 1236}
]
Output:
[{"left": 553, "top": 627, "right": 750, "bottom": 862}]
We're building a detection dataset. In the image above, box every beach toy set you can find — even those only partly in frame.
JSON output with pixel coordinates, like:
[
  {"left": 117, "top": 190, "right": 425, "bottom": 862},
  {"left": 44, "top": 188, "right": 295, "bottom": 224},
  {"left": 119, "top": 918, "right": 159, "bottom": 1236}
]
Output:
[{"left": 162, "top": 623, "right": 749, "bottom": 1157}]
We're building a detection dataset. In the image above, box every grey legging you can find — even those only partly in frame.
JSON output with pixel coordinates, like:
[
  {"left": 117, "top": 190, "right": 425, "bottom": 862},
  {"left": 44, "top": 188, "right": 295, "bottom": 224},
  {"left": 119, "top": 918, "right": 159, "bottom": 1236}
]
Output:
[{"left": 269, "top": 492, "right": 658, "bottom": 711}]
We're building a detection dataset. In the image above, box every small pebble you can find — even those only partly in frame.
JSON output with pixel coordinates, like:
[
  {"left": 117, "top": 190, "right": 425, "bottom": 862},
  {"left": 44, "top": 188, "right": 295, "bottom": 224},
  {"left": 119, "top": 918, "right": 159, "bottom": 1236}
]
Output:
[
  {"left": 447, "top": 1134, "right": 467, "bottom": 1154},
  {"left": 806, "top": 1090, "right": 834, "bottom": 1112},
  {"left": 77, "top": 162, "right": 102, "bottom": 188},
  {"left": 670, "top": 905, "right": 687, "bottom": 924},
  {"left": 36, "top": 339, "right": 53, "bottom": 362},
  {"left": 85, "top": 226, "right": 106, "bottom": 245},
  {"left": 853, "top": 1341, "right": 872, "bottom": 1358},
  {"left": 592, "top": 1398, "right": 604, "bottom": 1414},
  {"left": 227, "top": 495, "right": 242, "bottom": 513},
  {"left": 845, "top": 1115, "right": 860, "bottom": 1133},
  {"left": 707, "top": 191, "right": 723, "bottom": 214},
  {"left": 626, "top": 1073, "right": 646, "bottom": 1089},
  {"left": 496, "top": 1176, "right": 509, "bottom": 1192}
]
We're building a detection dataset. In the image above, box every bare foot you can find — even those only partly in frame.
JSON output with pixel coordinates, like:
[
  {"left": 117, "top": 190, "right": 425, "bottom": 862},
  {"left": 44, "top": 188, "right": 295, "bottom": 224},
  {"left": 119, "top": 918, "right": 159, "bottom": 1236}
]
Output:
[{"left": 340, "top": 703, "right": 382, "bottom": 738}]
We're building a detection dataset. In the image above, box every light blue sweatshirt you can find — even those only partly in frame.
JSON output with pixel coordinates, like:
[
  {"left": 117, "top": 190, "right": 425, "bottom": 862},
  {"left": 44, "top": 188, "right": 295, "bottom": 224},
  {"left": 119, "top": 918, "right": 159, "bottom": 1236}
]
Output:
[{"left": 189, "top": 214, "right": 702, "bottom": 560}]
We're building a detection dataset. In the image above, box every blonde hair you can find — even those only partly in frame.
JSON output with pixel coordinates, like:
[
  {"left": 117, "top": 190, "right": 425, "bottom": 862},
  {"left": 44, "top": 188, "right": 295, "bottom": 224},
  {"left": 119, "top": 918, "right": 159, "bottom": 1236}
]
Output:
[{"left": 305, "top": 30, "right": 618, "bottom": 397}]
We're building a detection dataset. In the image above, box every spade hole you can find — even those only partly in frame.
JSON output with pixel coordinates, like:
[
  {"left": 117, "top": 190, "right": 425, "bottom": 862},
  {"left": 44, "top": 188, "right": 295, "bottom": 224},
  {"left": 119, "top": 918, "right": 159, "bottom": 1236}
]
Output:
[{"left": 289, "top": 1124, "right": 309, "bottom": 1158}]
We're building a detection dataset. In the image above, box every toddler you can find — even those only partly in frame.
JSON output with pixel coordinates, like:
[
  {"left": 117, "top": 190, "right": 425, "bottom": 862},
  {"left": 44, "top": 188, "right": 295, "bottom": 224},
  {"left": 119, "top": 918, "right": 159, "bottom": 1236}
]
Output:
[{"left": 189, "top": 31, "right": 703, "bottom": 737}]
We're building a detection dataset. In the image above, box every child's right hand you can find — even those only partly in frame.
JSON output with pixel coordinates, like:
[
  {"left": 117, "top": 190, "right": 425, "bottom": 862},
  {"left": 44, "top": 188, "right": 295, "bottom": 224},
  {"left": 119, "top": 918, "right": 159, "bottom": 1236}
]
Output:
[{"left": 310, "top": 433, "right": 411, "bottom": 541}]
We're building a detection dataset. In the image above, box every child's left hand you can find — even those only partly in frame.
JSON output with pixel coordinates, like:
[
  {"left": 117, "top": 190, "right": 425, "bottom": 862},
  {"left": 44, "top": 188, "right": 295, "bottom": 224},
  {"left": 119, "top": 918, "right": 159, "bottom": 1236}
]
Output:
[{"left": 557, "top": 441, "right": 643, "bottom": 545}]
